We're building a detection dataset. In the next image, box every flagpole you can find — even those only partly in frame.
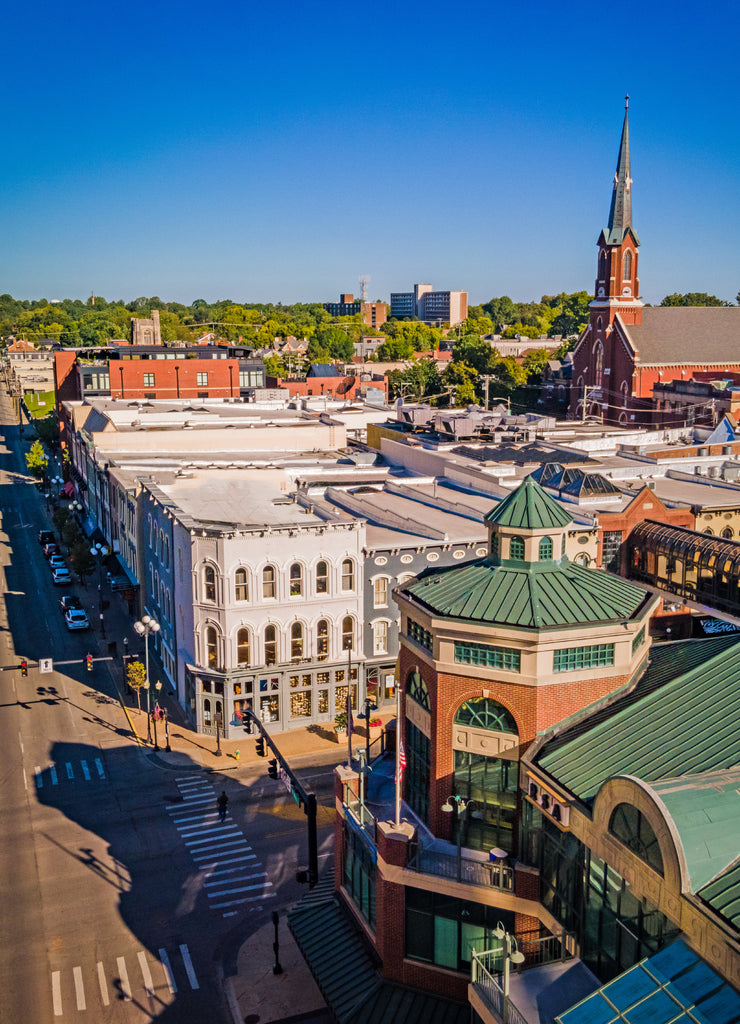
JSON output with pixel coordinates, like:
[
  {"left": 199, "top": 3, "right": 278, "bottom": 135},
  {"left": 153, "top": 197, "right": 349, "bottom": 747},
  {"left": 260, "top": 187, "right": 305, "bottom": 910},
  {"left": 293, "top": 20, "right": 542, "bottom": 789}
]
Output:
[
  {"left": 346, "top": 644, "right": 352, "bottom": 769},
  {"left": 394, "top": 678, "right": 401, "bottom": 826}
]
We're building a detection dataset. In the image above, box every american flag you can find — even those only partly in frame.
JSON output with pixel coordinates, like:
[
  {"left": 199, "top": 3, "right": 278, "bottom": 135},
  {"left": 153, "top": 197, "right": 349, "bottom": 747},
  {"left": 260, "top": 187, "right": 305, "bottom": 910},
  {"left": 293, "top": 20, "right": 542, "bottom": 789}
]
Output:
[{"left": 395, "top": 739, "right": 407, "bottom": 785}]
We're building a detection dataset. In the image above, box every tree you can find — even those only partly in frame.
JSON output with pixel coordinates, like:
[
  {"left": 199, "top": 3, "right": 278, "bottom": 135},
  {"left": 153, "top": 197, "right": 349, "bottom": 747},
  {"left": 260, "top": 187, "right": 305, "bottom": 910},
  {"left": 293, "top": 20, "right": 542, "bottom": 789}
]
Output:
[
  {"left": 25, "top": 440, "right": 48, "bottom": 479},
  {"left": 263, "top": 354, "right": 287, "bottom": 378},
  {"left": 451, "top": 335, "right": 497, "bottom": 376},
  {"left": 78, "top": 313, "right": 118, "bottom": 346},
  {"left": 442, "top": 361, "right": 479, "bottom": 406},
  {"left": 35, "top": 415, "right": 60, "bottom": 449},
  {"left": 522, "top": 348, "right": 552, "bottom": 381},
  {"left": 126, "top": 659, "right": 147, "bottom": 711},
  {"left": 661, "top": 292, "right": 725, "bottom": 306},
  {"left": 69, "top": 541, "right": 96, "bottom": 584}
]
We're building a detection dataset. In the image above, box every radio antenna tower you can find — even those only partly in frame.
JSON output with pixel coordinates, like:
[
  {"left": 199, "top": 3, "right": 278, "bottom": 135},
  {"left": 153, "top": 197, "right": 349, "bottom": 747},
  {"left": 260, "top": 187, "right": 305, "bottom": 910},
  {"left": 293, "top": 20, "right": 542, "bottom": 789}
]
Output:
[{"left": 359, "top": 275, "right": 370, "bottom": 302}]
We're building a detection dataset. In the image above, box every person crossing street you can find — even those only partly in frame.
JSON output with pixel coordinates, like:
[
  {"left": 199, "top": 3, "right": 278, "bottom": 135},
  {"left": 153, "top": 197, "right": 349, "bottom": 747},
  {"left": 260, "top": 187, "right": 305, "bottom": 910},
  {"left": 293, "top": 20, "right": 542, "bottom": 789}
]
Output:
[{"left": 217, "top": 791, "right": 228, "bottom": 823}]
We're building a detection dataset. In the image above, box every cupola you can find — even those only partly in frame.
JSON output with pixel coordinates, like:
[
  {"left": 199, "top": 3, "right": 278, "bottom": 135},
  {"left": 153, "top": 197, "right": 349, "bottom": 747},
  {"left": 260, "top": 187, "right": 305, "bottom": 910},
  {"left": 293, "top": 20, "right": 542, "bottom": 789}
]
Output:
[{"left": 484, "top": 476, "right": 573, "bottom": 567}]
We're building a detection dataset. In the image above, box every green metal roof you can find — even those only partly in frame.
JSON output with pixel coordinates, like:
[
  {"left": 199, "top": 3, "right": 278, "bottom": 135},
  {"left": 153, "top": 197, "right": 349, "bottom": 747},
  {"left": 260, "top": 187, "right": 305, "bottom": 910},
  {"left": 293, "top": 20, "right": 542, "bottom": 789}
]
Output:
[
  {"left": 537, "top": 637, "right": 740, "bottom": 801},
  {"left": 288, "top": 896, "right": 469, "bottom": 1024},
  {"left": 698, "top": 858, "right": 740, "bottom": 928},
  {"left": 403, "top": 557, "right": 647, "bottom": 629},
  {"left": 484, "top": 476, "right": 573, "bottom": 530}
]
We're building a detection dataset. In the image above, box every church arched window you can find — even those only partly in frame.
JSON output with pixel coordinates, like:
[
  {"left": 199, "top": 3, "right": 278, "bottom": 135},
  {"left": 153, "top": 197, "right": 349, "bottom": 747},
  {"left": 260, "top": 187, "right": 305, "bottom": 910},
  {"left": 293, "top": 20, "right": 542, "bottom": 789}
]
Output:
[
  {"left": 623, "top": 250, "right": 632, "bottom": 280},
  {"left": 593, "top": 341, "right": 604, "bottom": 387},
  {"left": 598, "top": 249, "right": 607, "bottom": 280}
]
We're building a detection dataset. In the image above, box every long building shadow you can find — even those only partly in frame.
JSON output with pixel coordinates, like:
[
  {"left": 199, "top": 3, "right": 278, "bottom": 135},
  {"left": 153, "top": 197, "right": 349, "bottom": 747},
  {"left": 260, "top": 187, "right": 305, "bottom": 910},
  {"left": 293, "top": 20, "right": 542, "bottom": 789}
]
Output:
[{"left": 35, "top": 739, "right": 316, "bottom": 1022}]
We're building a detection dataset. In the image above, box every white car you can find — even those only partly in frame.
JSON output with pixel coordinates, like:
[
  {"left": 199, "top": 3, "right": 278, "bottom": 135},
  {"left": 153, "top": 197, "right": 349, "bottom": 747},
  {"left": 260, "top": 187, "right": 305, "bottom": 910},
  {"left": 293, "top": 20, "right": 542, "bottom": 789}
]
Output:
[
  {"left": 52, "top": 567, "right": 72, "bottom": 585},
  {"left": 65, "top": 608, "right": 89, "bottom": 630}
]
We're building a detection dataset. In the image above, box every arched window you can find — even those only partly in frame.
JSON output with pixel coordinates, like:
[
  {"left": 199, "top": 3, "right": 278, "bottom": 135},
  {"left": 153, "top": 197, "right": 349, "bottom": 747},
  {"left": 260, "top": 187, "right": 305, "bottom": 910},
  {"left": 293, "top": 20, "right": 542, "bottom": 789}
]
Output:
[
  {"left": 341, "top": 559, "right": 355, "bottom": 591},
  {"left": 147, "top": 514, "right": 153, "bottom": 546},
  {"left": 317, "top": 619, "right": 329, "bottom": 661},
  {"left": 509, "top": 536, "right": 525, "bottom": 561},
  {"left": 623, "top": 250, "right": 632, "bottom": 280},
  {"left": 593, "top": 340, "right": 604, "bottom": 387},
  {"left": 262, "top": 565, "right": 276, "bottom": 599},
  {"left": 372, "top": 620, "right": 389, "bottom": 655},
  {"left": 539, "top": 536, "right": 553, "bottom": 560},
  {"left": 236, "top": 628, "right": 250, "bottom": 665},
  {"left": 235, "top": 568, "right": 249, "bottom": 601},
  {"left": 722, "top": 527, "right": 734, "bottom": 539},
  {"left": 598, "top": 249, "right": 607, "bottom": 280},
  {"left": 316, "top": 560, "right": 328, "bottom": 594},
  {"left": 264, "top": 624, "right": 277, "bottom": 665},
  {"left": 341, "top": 615, "right": 354, "bottom": 650},
  {"left": 203, "top": 698, "right": 211, "bottom": 726},
  {"left": 205, "top": 625, "right": 219, "bottom": 669},
  {"left": 290, "top": 563, "right": 303, "bottom": 597},
  {"left": 407, "top": 670, "right": 430, "bottom": 710},
  {"left": 609, "top": 803, "right": 664, "bottom": 876},
  {"left": 373, "top": 576, "right": 389, "bottom": 608},
  {"left": 204, "top": 565, "right": 216, "bottom": 602},
  {"left": 454, "top": 697, "right": 517, "bottom": 734},
  {"left": 291, "top": 622, "right": 304, "bottom": 660},
  {"left": 621, "top": 380, "right": 629, "bottom": 408}
]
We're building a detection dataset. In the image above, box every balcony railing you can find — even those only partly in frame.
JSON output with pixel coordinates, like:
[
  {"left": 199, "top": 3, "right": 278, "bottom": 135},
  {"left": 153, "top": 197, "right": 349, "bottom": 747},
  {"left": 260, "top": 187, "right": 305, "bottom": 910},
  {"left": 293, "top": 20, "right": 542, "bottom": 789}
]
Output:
[
  {"left": 407, "top": 842, "right": 514, "bottom": 891},
  {"left": 471, "top": 932, "right": 574, "bottom": 1024}
]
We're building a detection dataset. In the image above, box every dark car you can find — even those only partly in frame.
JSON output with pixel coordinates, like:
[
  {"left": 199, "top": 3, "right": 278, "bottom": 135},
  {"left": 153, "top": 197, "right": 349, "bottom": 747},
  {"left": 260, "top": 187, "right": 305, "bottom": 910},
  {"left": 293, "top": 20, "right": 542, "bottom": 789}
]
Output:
[
  {"left": 60, "top": 595, "right": 83, "bottom": 613},
  {"left": 43, "top": 543, "right": 60, "bottom": 559},
  {"left": 39, "top": 530, "right": 55, "bottom": 547}
]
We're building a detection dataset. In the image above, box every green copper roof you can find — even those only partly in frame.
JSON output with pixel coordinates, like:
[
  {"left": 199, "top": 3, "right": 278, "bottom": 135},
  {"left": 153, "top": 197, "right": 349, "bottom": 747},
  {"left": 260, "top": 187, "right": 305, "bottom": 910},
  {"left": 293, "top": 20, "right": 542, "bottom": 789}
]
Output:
[
  {"left": 537, "top": 637, "right": 740, "bottom": 801},
  {"left": 485, "top": 476, "right": 573, "bottom": 531},
  {"left": 403, "top": 557, "right": 646, "bottom": 629},
  {"left": 698, "top": 858, "right": 740, "bottom": 928}
]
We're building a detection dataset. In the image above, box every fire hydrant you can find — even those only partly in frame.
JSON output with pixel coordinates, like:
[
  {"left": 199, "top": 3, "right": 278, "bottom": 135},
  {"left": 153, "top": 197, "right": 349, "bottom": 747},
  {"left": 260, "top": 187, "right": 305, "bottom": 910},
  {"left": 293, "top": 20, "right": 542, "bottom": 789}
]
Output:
[{"left": 234, "top": 749, "right": 240, "bottom": 761}]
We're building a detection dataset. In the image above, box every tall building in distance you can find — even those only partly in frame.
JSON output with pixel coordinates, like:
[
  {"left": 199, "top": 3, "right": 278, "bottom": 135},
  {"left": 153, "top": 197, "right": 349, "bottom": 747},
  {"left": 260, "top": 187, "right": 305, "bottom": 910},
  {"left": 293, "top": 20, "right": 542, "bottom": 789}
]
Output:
[
  {"left": 390, "top": 283, "right": 468, "bottom": 326},
  {"left": 323, "top": 293, "right": 388, "bottom": 329}
]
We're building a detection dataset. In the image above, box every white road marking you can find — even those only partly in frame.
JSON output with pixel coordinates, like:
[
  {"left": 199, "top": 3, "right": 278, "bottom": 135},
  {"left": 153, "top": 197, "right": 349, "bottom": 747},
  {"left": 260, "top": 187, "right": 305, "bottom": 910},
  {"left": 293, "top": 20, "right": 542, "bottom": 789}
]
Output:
[
  {"left": 177, "top": 823, "right": 235, "bottom": 837},
  {"left": 65, "top": 762, "right": 74, "bottom": 779},
  {"left": 22, "top": 768, "right": 27, "bottom": 791},
  {"left": 117, "top": 956, "right": 131, "bottom": 1000},
  {"left": 208, "top": 878, "right": 271, "bottom": 898},
  {"left": 51, "top": 971, "right": 62, "bottom": 1016},
  {"left": 73, "top": 965, "right": 86, "bottom": 1010},
  {"left": 81, "top": 760, "right": 90, "bottom": 781},
  {"left": 138, "top": 951, "right": 154, "bottom": 997},
  {"left": 49, "top": 764, "right": 57, "bottom": 785},
  {"left": 205, "top": 870, "right": 268, "bottom": 889},
  {"left": 180, "top": 945, "right": 199, "bottom": 990},
  {"left": 203, "top": 856, "right": 258, "bottom": 875},
  {"left": 35, "top": 767, "right": 42, "bottom": 788},
  {"left": 184, "top": 830, "right": 241, "bottom": 847},
  {"left": 97, "top": 961, "right": 110, "bottom": 1006},
  {"left": 158, "top": 948, "right": 176, "bottom": 994},
  {"left": 171, "top": 811, "right": 220, "bottom": 824},
  {"left": 189, "top": 839, "right": 246, "bottom": 857},
  {"left": 95, "top": 758, "right": 105, "bottom": 778},
  {"left": 211, "top": 891, "right": 276, "bottom": 908},
  {"left": 166, "top": 797, "right": 212, "bottom": 810}
]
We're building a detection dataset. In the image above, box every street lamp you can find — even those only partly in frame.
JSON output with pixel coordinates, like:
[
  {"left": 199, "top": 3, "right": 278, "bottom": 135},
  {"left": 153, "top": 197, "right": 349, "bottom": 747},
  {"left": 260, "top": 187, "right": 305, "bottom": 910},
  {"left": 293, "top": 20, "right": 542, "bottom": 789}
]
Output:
[
  {"left": 134, "top": 614, "right": 160, "bottom": 743},
  {"left": 442, "top": 794, "right": 480, "bottom": 883},
  {"left": 51, "top": 476, "right": 63, "bottom": 506},
  {"left": 152, "top": 681, "right": 163, "bottom": 751},
  {"left": 90, "top": 542, "right": 109, "bottom": 635},
  {"left": 493, "top": 922, "right": 525, "bottom": 1024}
]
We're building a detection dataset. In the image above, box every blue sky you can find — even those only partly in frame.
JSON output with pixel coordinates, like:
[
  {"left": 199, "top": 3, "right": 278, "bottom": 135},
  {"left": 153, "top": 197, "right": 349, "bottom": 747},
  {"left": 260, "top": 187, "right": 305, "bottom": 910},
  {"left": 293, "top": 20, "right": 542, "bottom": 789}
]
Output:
[{"left": 3, "top": 0, "right": 739, "bottom": 307}]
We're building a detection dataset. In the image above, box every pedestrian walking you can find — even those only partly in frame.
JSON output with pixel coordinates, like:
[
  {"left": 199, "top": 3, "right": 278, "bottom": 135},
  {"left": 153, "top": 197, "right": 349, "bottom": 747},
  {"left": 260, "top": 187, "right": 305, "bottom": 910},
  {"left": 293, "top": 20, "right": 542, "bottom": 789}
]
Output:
[{"left": 217, "top": 790, "right": 228, "bottom": 823}]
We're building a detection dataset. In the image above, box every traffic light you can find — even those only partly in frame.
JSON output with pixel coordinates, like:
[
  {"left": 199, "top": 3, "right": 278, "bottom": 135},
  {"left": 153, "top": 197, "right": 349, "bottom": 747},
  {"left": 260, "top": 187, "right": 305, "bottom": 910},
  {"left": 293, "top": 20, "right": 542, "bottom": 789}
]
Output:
[
  {"left": 255, "top": 735, "right": 265, "bottom": 757},
  {"left": 20, "top": 660, "right": 28, "bottom": 677},
  {"left": 267, "top": 758, "right": 279, "bottom": 780},
  {"left": 85, "top": 654, "right": 93, "bottom": 672}
]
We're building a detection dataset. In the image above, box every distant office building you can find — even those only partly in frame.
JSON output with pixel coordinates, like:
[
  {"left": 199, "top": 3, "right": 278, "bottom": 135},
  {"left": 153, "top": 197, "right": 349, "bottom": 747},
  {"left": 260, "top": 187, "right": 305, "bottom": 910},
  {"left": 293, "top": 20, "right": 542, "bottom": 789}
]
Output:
[
  {"left": 390, "top": 283, "right": 467, "bottom": 326},
  {"left": 323, "top": 293, "right": 388, "bottom": 329}
]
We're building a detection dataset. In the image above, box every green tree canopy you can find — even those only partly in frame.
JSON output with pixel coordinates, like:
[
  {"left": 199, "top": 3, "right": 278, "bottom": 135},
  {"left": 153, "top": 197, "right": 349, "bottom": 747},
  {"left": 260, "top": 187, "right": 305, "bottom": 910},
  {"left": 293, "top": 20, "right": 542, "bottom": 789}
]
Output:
[{"left": 661, "top": 292, "right": 727, "bottom": 306}]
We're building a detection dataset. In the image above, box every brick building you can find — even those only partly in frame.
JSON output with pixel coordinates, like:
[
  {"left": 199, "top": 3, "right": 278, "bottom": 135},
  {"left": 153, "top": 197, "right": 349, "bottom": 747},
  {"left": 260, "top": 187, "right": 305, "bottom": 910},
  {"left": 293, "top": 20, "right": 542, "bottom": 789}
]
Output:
[
  {"left": 569, "top": 100, "right": 740, "bottom": 426},
  {"left": 323, "top": 293, "right": 388, "bottom": 329}
]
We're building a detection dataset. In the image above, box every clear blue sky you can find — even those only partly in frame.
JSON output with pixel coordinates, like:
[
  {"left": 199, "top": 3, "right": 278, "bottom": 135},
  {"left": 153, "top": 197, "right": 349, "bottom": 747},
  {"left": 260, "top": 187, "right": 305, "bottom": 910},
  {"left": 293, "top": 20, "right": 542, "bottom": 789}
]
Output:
[{"left": 3, "top": 0, "right": 739, "bottom": 307}]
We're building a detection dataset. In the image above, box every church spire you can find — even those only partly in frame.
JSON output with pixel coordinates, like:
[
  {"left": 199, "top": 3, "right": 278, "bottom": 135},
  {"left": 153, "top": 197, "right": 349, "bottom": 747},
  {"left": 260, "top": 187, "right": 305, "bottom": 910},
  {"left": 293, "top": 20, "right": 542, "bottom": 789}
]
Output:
[{"left": 605, "top": 95, "right": 638, "bottom": 245}]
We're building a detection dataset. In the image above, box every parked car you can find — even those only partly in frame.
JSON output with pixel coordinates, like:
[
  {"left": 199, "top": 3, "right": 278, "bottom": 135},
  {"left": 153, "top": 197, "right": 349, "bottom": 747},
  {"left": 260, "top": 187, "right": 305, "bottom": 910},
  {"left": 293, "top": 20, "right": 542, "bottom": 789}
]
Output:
[
  {"left": 39, "top": 530, "right": 55, "bottom": 547},
  {"left": 64, "top": 608, "right": 89, "bottom": 631},
  {"left": 49, "top": 555, "right": 67, "bottom": 571},
  {"left": 52, "top": 567, "right": 72, "bottom": 585},
  {"left": 43, "top": 543, "right": 60, "bottom": 559},
  {"left": 60, "top": 595, "right": 83, "bottom": 614}
]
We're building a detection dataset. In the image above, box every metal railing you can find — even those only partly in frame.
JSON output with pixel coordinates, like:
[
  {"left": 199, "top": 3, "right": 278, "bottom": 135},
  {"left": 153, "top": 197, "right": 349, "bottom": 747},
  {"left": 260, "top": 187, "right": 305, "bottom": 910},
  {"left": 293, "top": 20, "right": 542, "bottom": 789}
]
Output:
[
  {"left": 407, "top": 843, "right": 514, "bottom": 891},
  {"left": 471, "top": 954, "right": 529, "bottom": 1024}
]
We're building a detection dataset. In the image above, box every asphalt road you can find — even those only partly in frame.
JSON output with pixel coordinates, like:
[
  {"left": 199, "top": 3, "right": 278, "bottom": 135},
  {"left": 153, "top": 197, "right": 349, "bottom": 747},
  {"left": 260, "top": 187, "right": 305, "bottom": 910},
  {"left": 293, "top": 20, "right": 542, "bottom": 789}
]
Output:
[{"left": 0, "top": 390, "right": 336, "bottom": 1023}]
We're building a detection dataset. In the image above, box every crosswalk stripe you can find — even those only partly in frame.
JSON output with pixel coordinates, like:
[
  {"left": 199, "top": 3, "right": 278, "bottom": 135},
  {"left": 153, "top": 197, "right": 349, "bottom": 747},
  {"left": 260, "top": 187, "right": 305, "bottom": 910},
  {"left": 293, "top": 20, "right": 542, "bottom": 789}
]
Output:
[
  {"left": 205, "top": 870, "right": 267, "bottom": 889},
  {"left": 65, "top": 762, "right": 74, "bottom": 779},
  {"left": 49, "top": 764, "right": 58, "bottom": 785},
  {"left": 138, "top": 951, "right": 154, "bottom": 997},
  {"left": 158, "top": 948, "right": 177, "bottom": 994},
  {"left": 180, "top": 945, "right": 199, "bottom": 990},
  {"left": 97, "top": 961, "right": 110, "bottom": 1006},
  {"left": 51, "top": 970, "right": 62, "bottom": 1016},
  {"left": 189, "top": 838, "right": 247, "bottom": 857},
  {"left": 204, "top": 856, "right": 258, "bottom": 875},
  {"left": 208, "top": 879, "right": 271, "bottom": 898},
  {"left": 73, "top": 965, "right": 86, "bottom": 1010},
  {"left": 185, "top": 830, "right": 240, "bottom": 847},
  {"left": 95, "top": 758, "right": 105, "bottom": 778},
  {"left": 117, "top": 956, "right": 131, "bottom": 1000},
  {"left": 211, "top": 892, "right": 276, "bottom": 908},
  {"left": 166, "top": 797, "right": 212, "bottom": 810},
  {"left": 81, "top": 760, "right": 91, "bottom": 781},
  {"left": 35, "top": 767, "right": 43, "bottom": 788},
  {"left": 177, "top": 823, "right": 235, "bottom": 838},
  {"left": 171, "top": 810, "right": 220, "bottom": 824}
]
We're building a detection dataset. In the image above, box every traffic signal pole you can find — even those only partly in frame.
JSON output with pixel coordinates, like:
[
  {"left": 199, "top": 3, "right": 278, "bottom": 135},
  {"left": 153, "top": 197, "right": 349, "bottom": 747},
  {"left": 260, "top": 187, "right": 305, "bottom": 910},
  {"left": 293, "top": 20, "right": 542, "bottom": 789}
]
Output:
[{"left": 242, "top": 709, "right": 319, "bottom": 888}]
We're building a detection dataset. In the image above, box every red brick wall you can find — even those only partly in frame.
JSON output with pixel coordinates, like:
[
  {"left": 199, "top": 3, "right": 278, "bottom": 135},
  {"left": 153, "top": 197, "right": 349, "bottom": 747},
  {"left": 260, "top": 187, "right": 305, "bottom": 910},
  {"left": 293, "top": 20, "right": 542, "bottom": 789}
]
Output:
[
  {"left": 109, "top": 358, "right": 241, "bottom": 399},
  {"left": 54, "top": 350, "right": 80, "bottom": 451},
  {"left": 596, "top": 490, "right": 695, "bottom": 571}
]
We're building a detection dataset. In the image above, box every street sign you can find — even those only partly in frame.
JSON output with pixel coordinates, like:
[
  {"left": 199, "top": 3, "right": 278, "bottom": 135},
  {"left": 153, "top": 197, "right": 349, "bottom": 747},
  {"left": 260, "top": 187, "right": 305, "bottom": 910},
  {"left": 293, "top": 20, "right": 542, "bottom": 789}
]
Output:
[{"left": 38, "top": 658, "right": 53, "bottom": 674}]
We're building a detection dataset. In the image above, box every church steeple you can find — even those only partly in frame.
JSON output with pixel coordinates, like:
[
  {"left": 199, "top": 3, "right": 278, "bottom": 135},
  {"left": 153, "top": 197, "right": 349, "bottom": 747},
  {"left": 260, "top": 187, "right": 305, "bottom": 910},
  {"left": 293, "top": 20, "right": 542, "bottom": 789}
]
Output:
[{"left": 604, "top": 95, "right": 639, "bottom": 246}]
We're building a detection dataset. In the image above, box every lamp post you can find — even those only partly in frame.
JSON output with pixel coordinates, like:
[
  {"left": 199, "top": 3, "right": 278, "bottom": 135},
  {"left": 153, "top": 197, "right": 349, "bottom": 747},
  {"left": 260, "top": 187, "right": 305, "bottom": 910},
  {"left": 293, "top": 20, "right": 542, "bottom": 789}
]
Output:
[
  {"left": 493, "top": 922, "right": 525, "bottom": 1024},
  {"left": 51, "top": 476, "right": 62, "bottom": 507},
  {"left": 152, "top": 681, "right": 163, "bottom": 751},
  {"left": 90, "top": 542, "right": 109, "bottom": 636},
  {"left": 134, "top": 614, "right": 160, "bottom": 743},
  {"left": 442, "top": 794, "right": 480, "bottom": 883}
]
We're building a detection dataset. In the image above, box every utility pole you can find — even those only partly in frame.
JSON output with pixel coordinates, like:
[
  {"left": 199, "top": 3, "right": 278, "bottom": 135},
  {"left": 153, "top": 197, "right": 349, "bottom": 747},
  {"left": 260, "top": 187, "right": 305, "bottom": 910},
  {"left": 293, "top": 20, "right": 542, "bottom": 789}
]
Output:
[{"left": 582, "top": 382, "right": 602, "bottom": 423}]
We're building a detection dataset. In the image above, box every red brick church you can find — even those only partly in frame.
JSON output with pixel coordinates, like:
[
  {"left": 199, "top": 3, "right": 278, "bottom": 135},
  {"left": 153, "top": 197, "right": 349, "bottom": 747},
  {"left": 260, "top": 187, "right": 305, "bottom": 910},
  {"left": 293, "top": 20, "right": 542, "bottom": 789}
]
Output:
[{"left": 569, "top": 98, "right": 740, "bottom": 425}]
